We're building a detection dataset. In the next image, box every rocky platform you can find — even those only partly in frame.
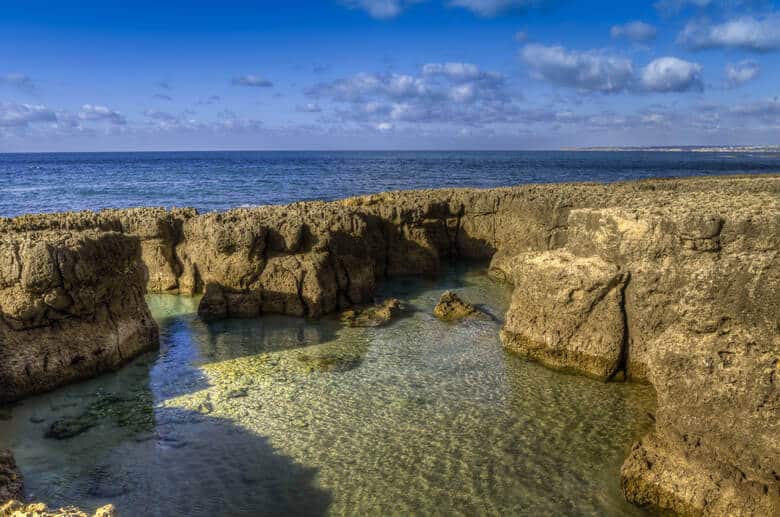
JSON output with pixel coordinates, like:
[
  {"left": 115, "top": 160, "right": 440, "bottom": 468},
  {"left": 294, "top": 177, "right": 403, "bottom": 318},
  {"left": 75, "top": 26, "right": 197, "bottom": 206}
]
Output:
[{"left": 0, "top": 175, "right": 778, "bottom": 515}]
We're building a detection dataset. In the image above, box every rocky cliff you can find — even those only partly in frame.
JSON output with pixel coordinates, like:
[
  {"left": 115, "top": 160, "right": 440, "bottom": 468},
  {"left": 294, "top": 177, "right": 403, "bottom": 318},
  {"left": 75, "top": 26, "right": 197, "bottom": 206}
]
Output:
[
  {"left": 0, "top": 174, "right": 777, "bottom": 515},
  {"left": 0, "top": 225, "right": 158, "bottom": 404}
]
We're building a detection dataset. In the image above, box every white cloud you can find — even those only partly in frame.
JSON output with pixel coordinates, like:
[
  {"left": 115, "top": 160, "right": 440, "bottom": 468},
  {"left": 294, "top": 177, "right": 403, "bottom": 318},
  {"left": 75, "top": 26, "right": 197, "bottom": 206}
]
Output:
[
  {"left": 610, "top": 21, "right": 657, "bottom": 42},
  {"left": 78, "top": 105, "right": 126, "bottom": 125},
  {"left": 232, "top": 75, "right": 274, "bottom": 87},
  {"left": 343, "top": 0, "right": 552, "bottom": 18},
  {"left": 342, "top": 0, "right": 418, "bottom": 19},
  {"left": 520, "top": 44, "right": 635, "bottom": 93},
  {"left": 306, "top": 62, "right": 519, "bottom": 126},
  {"left": 678, "top": 13, "right": 780, "bottom": 51},
  {"left": 521, "top": 44, "right": 704, "bottom": 94},
  {"left": 297, "top": 103, "right": 323, "bottom": 113},
  {"left": 725, "top": 60, "right": 760, "bottom": 85},
  {"left": 449, "top": 0, "right": 544, "bottom": 17},
  {"left": 0, "top": 102, "right": 56, "bottom": 127},
  {"left": 639, "top": 57, "right": 703, "bottom": 92}
]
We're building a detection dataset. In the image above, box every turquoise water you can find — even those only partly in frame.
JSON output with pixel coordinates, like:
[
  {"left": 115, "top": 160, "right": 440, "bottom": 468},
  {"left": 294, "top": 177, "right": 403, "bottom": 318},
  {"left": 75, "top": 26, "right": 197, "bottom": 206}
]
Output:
[
  {"left": 1, "top": 150, "right": 777, "bottom": 216},
  {"left": 0, "top": 265, "right": 656, "bottom": 515}
]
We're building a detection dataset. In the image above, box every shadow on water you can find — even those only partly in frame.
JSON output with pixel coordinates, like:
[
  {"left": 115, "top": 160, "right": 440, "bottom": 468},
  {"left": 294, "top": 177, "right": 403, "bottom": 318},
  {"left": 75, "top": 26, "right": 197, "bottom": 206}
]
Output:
[{"left": 0, "top": 340, "right": 332, "bottom": 516}]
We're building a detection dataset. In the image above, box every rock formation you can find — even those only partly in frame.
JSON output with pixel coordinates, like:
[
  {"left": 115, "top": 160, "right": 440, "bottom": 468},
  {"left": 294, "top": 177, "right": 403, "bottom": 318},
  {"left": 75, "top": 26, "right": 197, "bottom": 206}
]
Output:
[
  {"left": 0, "top": 500, "right": 115, "bottom": 517},
  {"left": 0, "top": 227, "right": 159, "bottom": 404},
  {"left": 0, "top": 174, "right": 777, "bottom": 515},
  {"left": 0, "top": 450, "right": 22, "bottom": 503},
  {"left": 433, "top": 291, "right": 491, "bottom": 321},
  {"left": 340, "top": 298, "right": 402, "bottom": 327}
]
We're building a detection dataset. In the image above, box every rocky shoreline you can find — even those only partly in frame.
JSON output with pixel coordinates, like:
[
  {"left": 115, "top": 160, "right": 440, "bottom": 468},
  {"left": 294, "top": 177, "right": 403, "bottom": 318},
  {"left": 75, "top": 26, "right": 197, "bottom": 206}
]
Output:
[{"left": 1, "top": 174, "right": 778, "bottom": 515}]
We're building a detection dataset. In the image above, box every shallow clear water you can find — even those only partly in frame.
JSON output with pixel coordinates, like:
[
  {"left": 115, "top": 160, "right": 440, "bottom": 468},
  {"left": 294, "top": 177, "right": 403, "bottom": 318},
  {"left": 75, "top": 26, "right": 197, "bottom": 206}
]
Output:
[
  {"left": 0, "top": 150, "right": 778, "bottom": 216},
  {"left": 0, "top": 265, "right": 655, "bottom": 515}
]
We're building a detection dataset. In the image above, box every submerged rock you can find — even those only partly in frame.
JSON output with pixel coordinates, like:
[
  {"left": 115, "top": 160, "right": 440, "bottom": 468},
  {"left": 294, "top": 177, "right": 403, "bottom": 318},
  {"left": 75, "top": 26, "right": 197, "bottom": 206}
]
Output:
[
  {"left": 0, "top": 449, "right": 23, "bottom": 503},
  {"left": 433, "top": 291, "right": 490, "bottom": 321},
  {"left": 340, "top": 298, "right": 403, "bottom": 327},
  {"left": 45, "top": 392, "right": 154, "bottom": 440}
]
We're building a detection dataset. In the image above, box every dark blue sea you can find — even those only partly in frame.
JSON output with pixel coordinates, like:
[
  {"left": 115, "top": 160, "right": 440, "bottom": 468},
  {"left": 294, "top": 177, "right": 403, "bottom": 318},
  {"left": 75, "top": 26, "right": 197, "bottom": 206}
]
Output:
[{"left": 1, "top": 150, "right": 778, "bottom": 217}]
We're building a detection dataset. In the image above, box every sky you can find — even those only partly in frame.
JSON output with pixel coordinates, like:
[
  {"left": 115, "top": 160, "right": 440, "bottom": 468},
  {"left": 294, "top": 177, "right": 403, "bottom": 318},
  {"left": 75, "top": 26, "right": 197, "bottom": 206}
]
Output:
[{"left": 0, "top": 0, "right": 778, "bottom": 151}]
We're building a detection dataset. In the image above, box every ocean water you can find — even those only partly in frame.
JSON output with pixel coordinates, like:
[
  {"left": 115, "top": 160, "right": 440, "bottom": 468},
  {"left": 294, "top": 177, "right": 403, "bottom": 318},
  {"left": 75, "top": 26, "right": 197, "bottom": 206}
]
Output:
[
  {"left": 0, "top": 150, "right": 778, "bottom": 217},
  {"left": 0, "top": 265, "right": 656, "bottom": 516}
]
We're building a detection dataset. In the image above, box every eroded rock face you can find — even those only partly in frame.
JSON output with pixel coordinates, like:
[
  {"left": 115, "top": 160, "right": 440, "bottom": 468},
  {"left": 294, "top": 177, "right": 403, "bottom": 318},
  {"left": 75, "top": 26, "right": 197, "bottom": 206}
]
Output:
[
  {"left": 0, "top": 229, "right": 159, "bottom": 403},
  {"left": 498, "top": 251, "right": 628, "bottom": 380},
  {"left": 0, "top": 449, "right": 22, "bottom": 503},
  {"left": 1, "top": 175, "right": 777, "bottom": 515},
  {"left": 492, "top": 180, "right": 780, "bottom": 514}
]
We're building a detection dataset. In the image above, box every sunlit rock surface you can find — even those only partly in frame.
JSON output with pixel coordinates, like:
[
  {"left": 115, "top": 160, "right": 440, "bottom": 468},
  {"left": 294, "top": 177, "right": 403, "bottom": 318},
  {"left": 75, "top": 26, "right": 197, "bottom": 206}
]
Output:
[
  {"left": 432, "top": 290, "right": 491, "bottom": 321},
  {"left": 1, "top": 174, "right": 778, "bottom": 514}
]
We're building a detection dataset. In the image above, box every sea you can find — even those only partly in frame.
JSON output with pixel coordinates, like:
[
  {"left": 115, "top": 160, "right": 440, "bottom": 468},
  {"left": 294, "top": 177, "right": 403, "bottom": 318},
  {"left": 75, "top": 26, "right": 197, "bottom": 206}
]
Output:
[{"left": 1, "top": 150, "right": 778, "bottom": 217}]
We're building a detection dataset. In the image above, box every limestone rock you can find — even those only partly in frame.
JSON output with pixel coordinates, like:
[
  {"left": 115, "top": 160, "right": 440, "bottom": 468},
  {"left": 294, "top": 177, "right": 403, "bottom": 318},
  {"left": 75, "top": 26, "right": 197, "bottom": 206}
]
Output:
[
  {"left": 0, "top": 449, "right": 22, "bottom": 503},
  {"left": 340, "top": 298, "right": 402, "bottom": 327},
  {"left": 0, "top": 500, "right": 116, "bottom": 517},
  {"left": 0, "top": 231, "right": 159, "bottom": 403},
  {"left": 433, "top": 291, "right": 490, "bottom": 321},
  {"left": 499, "top": 250, "right": 628, "bottom": 380}
]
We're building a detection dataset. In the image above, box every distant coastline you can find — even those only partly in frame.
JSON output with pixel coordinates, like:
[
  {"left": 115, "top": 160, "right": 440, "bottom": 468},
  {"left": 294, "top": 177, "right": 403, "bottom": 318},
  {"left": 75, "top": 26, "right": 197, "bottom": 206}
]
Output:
[{"left": 562, "top": 145, "right": 780, "bottom": 153}]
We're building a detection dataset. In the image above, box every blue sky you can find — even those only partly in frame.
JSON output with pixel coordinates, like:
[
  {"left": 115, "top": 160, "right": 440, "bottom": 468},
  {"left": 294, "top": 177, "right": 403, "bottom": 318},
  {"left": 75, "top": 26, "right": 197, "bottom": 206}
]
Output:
[{"left": 0, "top": 0, "right": 778, "bottom": 151}]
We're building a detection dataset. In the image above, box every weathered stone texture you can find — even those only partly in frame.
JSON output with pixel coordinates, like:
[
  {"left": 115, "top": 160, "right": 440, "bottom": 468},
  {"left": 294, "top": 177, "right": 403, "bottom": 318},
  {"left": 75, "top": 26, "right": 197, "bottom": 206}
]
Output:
[
  {"left": 0, "top": 230, "right": 158, "bottom": 403},
  {"left": 1, "top": 174, "right": 777, "bottom": 514}
]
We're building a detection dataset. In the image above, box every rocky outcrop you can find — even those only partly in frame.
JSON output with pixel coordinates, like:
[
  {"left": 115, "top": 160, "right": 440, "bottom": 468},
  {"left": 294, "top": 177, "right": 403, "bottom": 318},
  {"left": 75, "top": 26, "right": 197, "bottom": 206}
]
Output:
[
  {"left": 433, "top": 291, "right": 491, "bottom": 321},
  {"left": 0, "top": 450, "right": 22, "bottom": 503},
  {"left": 340, "top": 298, "right": 402, "bottom": 327},
  {"left": 491, "top": 182, "right": 779, "bottom": 514},
  {"left": 1, "top": 174, "right": 778, "bottom": 515},
  {"left": 0, "top": 229, "right": 159, "bottom": 403}
]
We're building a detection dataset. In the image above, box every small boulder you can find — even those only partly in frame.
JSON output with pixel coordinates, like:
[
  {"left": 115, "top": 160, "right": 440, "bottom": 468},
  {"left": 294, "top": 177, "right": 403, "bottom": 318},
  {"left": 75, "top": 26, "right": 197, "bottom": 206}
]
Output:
[
  {"left": 433, "top": 291, "right": 490, "bottom": 321},
  {"left": 340, "top": 298, "right": 402, "bottom": 327}
]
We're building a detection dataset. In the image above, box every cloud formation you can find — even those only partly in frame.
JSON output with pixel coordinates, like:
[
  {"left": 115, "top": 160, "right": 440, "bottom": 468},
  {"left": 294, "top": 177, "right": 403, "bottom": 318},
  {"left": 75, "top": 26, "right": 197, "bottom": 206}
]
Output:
[
  {"left": 725, "top": 60, "right": 760, "bottom": 85},
  {"left": 297, "top": 103, "right": 323, "bottom": 113},
  {"left": 232, "top": 75, "right": 274, "bottom": 87},
  {"left": 306, "top": 62, "right": 521, "bottom": 127},
  {"left": 520, "top": 44, "right": 635, "bottom": 93},
  {"left": 448, "top": 0, "right": 546, "bottom": 17},
  {"left": 78, "top": 104, "right": 126, "bottom": 125},
  {"left": 521, "top": 44, "right": 703, "bottom": 94},
  {"left": 344, "top": 0, "right": 552, "bottom": 18},
  {"left": 342, "top": 0, "right": 416, "bottom": 18},
  {"left": 0, "top": 102, "right": 56, "bottom": 127},
  {"left": 639, "top": 57, "right": 703, "bottom": 92},
  {"left": 678, "top": 13, "right": 780, "bottom": 51},
  {"left": 610, "top": 21, "right": 657, "bottom": 42}
]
